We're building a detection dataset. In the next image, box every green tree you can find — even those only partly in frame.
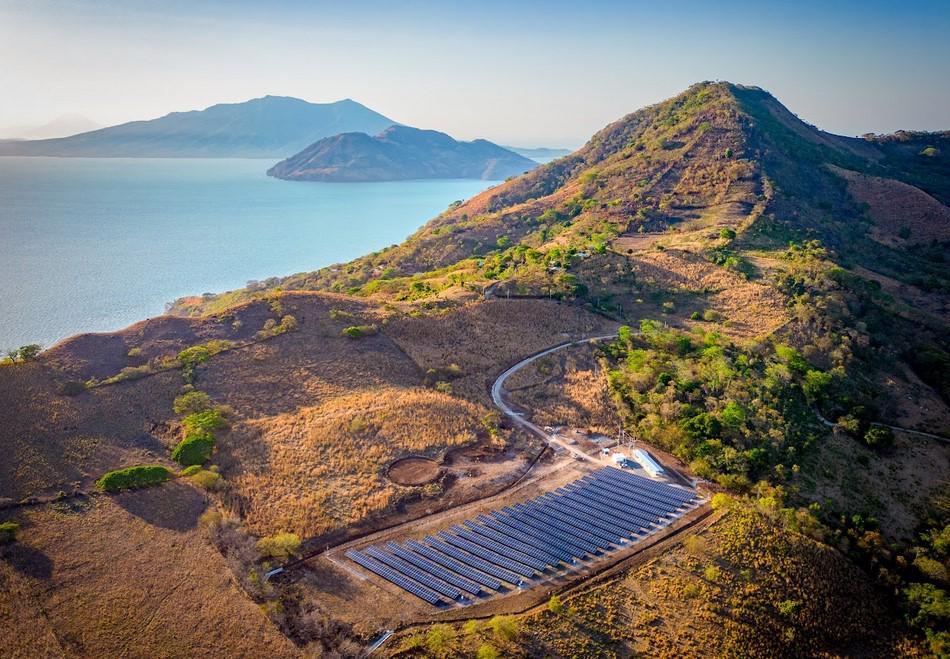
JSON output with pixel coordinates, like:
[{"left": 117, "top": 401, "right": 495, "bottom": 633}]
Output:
[
  {"left": 489, "top": 615, "right": 519, "bottom": 641},
  {"left": 548, "top": 593, "right": 565, "bottom": 615},
  {"left": 425, "top": 623, "right": 455, "bottom": 657},
  {"left": 864, "top": 424, "right": 894, "bottom": 449},
  {"left": 256, "top": 532, "right": 301, "bottom": 560}
]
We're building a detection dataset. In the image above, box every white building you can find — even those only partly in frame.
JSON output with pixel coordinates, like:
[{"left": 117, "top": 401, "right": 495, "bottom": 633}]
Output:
[
  {"left": 633, "top": 448, "right": 664, "bottom": 477},
  {"left": 611, "top": 452, "right": 628, "bottom": 467}
]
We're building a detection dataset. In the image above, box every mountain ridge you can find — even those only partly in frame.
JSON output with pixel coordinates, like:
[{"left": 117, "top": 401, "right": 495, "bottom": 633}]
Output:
[
  {"left": 0, "top": 96, "right": 398, "bottom": 158},
  {"left": 266, "top": 124, "right": 538, "bottom": 182}
]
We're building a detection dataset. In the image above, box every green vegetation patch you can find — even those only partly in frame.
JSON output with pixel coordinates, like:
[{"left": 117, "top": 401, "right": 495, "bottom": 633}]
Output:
[
  {"left": 341, "top": 324, "right": 379, "bottom": 339},
  {"left": 0, "top": 521, "right": 20, "bottom": 544},
  {"left": 95, "top": 465, "right": 173, "bottom": 492},
  {"left": 171, "top": 431, "right": 215, "bottom": 466}
]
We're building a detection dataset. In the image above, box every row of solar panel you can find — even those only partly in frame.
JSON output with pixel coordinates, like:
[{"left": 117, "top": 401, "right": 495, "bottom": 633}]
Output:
[{"left": 347, "top": 467, "right": 698, "bottom": 605}]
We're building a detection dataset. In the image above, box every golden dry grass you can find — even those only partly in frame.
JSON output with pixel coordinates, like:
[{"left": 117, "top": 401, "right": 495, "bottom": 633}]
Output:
[
  {"left": 224, "top": 387, "right": 491, "bottom": 537},
  {"left": 504, "top": 343, "right": 619, "bottom": 434},
  {"left": 0, "top": 486, "right": 299, "bottom": 659}
]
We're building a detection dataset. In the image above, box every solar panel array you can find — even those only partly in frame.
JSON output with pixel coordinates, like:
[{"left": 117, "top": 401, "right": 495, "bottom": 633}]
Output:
[{"left": 346, "top": 466, "right": 699, "bottom": 606}]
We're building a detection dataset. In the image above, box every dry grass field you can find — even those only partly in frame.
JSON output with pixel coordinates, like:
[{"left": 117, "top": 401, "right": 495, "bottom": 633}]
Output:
[
  {"left": 0, "top": 487, "right": 299, "bottom": 659},
  {"left": 504, "top": 342, "right": 619, "bottom": 435}
]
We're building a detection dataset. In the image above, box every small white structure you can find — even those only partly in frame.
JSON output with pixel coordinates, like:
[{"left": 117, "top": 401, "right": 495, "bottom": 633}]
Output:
[
  {"left": 611, "top": 452, "right": 629, "bottom": 467},
  {"left": 633, "top": 448, "right": 664, "bottom": 477},
  {"left": 601, "top": 447, "right": 610, "bottom": 456}
]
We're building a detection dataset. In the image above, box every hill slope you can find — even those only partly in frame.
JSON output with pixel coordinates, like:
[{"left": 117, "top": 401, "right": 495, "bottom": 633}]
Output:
[
  {"left": 267, "top": 125, "right": 537, "bottom": 182},
  {"left": 0, "top": 96, "right": 397, "bottom": 158}
]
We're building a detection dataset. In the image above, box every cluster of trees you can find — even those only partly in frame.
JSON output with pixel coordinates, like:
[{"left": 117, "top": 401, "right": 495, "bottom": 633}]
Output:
[{"left": 4, "top": 344, "right": 41, "bottom": 363}]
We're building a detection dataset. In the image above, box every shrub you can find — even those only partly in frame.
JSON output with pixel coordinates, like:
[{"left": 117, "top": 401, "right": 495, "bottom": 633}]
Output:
[
  {"left": 462, "top": 619, "right": 483, "bottom": 635},
  {"left": 180, "top": 464, "right": 203, "bottom": 477},
  {"left": 171, "top": 431, "right": 215, "bottom": 466},
  {"left": 425, "top": 623, "right": 455, "bottom": 656},
  {"left": 256, "top": 532, "right": 301, "bottom": 560},
  {"left": 182, "top": 409, "right": 227, "bottom": 435},
  {"left": 0, "top": 521, "right": 20, "bottom": 544},
  {"left": 173, "top": 390, "right": 212, "bottom": 415},
  {"left": 690, "top": 311, "right": 702, "bottom": 320},
  {"left": 127, "top": 347, "right": 143, "bottom": 359},
  {"left": 477, "top": 645, "right": 501, "bottom": 659},
  {"left": 703, "top": 309, "right": 721, "bottom": 322},
  {"left": 188, "top": 469, "right": 222, "bottom": 490},
  {"left": 342, "top": 324, "right": 378, "bottom": 339},
  {"left": 548, "top": 593, "right": 565, "bottom": 614},
  {"left": 719, "top": 228, "right": 737, "bottom": 240},
  {"left": 704, "top": 565, "right": 721, "bottom": 581},
  {"left": 682, "top": 582, "right": 701, "bottom": 598},
  {"left": 95, "top": 465, "right": 173, "bottom": 492},
  {"left": 489, "top": 615, "right": 519, "bottom": 641},
  {"left": 864, "top": 424, "right": 894, "bottom": 449}
]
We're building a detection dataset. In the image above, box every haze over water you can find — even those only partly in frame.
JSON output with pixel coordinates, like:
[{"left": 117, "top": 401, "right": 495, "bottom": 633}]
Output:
[{"left": 0, "top": 157, "right": 493, "bottom": 350}]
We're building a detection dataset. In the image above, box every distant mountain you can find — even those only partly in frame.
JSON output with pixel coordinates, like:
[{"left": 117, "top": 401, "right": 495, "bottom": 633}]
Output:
[
  {"left": 504, "top": 145, "right": 573, "bottom": 160},
  {"left": 267, "top": 125, "right": 538, "bottom": 182},
  {"left": 5, "top": 114, "right": 102, "bottom": 140},
  {"left": 0, "top": 96, "right": 396, "bottom": 158}
]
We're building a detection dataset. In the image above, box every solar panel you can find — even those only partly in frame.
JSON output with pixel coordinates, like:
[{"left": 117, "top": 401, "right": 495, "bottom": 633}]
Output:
[
  {"left": 543, "top": 496, "right": 638, "bottom": 541},
  {"left": 404, "top": 539, "right": 502, "bottom": 591},
  {"left": 537, "top": 493, "right": 632, "bottom": 541},
  {"left": 364, "top": 546, "right": 463, "bottom": 601},
  {"left": 483, "top": 513, "right": 579, "bottom": 563},
  {"left": 449, "top": 525, "right": 550, "bottom": 572},
  {"left": 496, "top": 508, "right": 592, "bottom": 558},
  {"left": 596, "top": 468, "right": 695, "bottom": 504},
  {"left": 424, "top": 536, "right": 524, "bottom": 586},
  {"left": 346, "top": 550, "right": 442, "bottom": 605},
  {"left": 463, "top": 521, "right": 562, "bottom": 568},
  {"left": 438, "top": 531, "right": 536, "bottom": 579},
  {"left": 580, "top": 479, "right": 675, "bottom": 518},
  {"left": 530, "top": 497, "right": 622, "bottom": 546},
  {"left": 386, "top": 542, "right": 482, "bottom": 595},
  {"left": 504, "top": 506, "right": 600, "bottom": 556},
  {"left": 569, "top": 482, "right": 667, "bottom": 526},
  {"left": 592, "top": 474, "right": 691, "bottom": 513},
  {"left": 556, "top": 494, "right": 652, "bottom": 536},
  {"left": 601, "top": 466, "right": 695, "bottom": 502},
  {"left": 561, "top": 484, "right": 658, "bottom": 529},
  {"left": 514, "top": 502, "right": 608, "bottom": 551}
]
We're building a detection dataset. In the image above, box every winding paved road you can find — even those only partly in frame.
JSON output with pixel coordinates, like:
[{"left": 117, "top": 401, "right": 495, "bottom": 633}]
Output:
[{"left": 490, "top": 334, "right": 619, "bottom": 459}]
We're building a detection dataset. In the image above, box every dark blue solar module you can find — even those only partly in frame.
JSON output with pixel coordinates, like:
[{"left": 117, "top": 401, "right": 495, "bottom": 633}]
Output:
[
  {"left": 438, "top": 531, "right": 536, "bottom": 579},
  {"left": 560, "top": 484, "right": 659, "bottom": 529},
  {"left": 497, "top": 507, "right": 593, "bottom": 558},
  {"left": 483, "top": 514, "right": 578, "bottom": 564},
  {"left": 529, "top": 498, "right": 622, "bottom": 546},
  {"left": 347, "top": 467, "right": 699, "bottom": 606},
  {"left": 552, "top": 487, "right": 651, "bottom": 533},
  {"left": 506, "top": 505, "right": 601, "bottom": 555},
  {"left": 449, "top": 525, "right": 550, "bottom": 572},
  {"left": 592, "top": 474, "right": 690, "bottom": 512},
  {"left": 364, "top": 546, "right": 463, "bottom": 601},
  {"left": 537, "top": 493, "right": 633, "bottom": 541},
  {"left": 425, "top": 536, "right": 525, "bottom": 586},
  {"left": 596, "top": 468, "right": 695, "bottom": 504},
  {"left": 346, "top": 549, "right": 442, "bottom": 605},
  {"left": 386, "top": 542, "right": 482, "bottom": 595},
  {"left": 580, "top": 479, "right": 675, "bottom": 519},
  {"left": 404, "top": 539, "right": 503, "bottom": 591},
  {"left": 463, "top": 521, "right": 562, "bottom": 567},
  {"left": 601, "top": 466, "right": 695, "bottom": 502},
  {"left": 587, "top": 475, "right": 684, "bottom": 511}
]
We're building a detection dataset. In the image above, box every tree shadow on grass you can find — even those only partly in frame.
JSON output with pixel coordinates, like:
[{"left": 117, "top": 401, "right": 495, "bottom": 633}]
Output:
[
  {"left": 113, "top": 481, "right": 206, "bottom": 532},
  {"left": 2, "top": 543, "right": 53, "bottom": 580}
]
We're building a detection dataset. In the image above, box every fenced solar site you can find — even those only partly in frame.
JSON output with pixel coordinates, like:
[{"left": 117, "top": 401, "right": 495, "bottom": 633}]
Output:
[{"left": 345, "top": 467, "right": 701, "bottom": 607}]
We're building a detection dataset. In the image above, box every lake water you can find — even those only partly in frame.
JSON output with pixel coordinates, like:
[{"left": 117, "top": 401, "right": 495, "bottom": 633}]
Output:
[{"left": 0, "top": 157, "right": 494, "bottom": 350}]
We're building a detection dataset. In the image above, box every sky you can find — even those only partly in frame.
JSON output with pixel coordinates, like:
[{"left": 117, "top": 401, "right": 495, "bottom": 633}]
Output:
[{"left": 1, "top": 0, "right": 948, "bottom": 147}]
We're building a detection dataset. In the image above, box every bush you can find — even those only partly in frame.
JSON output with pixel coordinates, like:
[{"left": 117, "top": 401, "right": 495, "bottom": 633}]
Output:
[
  {"left": 864, "top": 424, "right": 894, "bottom": 449},
  {"left": 171, "top": 431, "right": 215, "bottom": 466},
  {"left": 342, "top": 324, "right": 378, "bottom": 339},
  {"left": 548, "top": 593, "right": 565, "bottom": 614},
  {"left": 0, "top": 521, "right": 20, "bottom": 544},
  {"left": 690, "top": 311, "right": 702, "bottom": 320},
  {"left": 719, "top": 228, "right": 737, "bottom": 240},
  {"left": 173, "top": 390, "right": 212, "bottom": 415},
  {"left": 188, "top": 468, "right": 222, "bottom": 490},
  {"left": 703, "top": 309, "right": 721, "bottom": 322},
  {"left": 182, "top": 409, "right": 227, "bottom": 434},
  {"left": 95, "top": 465, "right": 173, "bottom": 492},
  {"left": 425, "top": 623, "right": 455, "bottom": 656},
  {"left": 256, "top": 532, "right": 301, "bottom": 560},
  {"left": 477, "top": 645, "right": 501, "bottom": 659},
  {"left": 489, "top": 615, "right": 519, "bottom": 641}
]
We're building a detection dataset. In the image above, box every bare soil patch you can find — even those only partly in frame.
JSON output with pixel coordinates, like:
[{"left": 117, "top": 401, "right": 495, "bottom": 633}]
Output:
[{"left": 387, "top": 457, "right": 442, "bottom": 486}]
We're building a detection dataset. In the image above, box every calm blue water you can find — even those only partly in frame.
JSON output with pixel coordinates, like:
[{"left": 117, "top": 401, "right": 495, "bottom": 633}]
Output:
[{"left": 0, "top": 157, "right": 494, "bottom": 350}]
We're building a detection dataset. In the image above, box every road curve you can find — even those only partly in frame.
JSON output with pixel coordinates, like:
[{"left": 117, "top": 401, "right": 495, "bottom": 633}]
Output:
[{"left": 490, "top": 334, "right": 619, "bottom": 458}]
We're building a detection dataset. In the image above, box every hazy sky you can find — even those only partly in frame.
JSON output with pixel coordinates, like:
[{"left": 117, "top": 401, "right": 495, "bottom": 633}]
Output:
[{"left": 1, "top": 0, "right": 948, "bottom": 146}]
